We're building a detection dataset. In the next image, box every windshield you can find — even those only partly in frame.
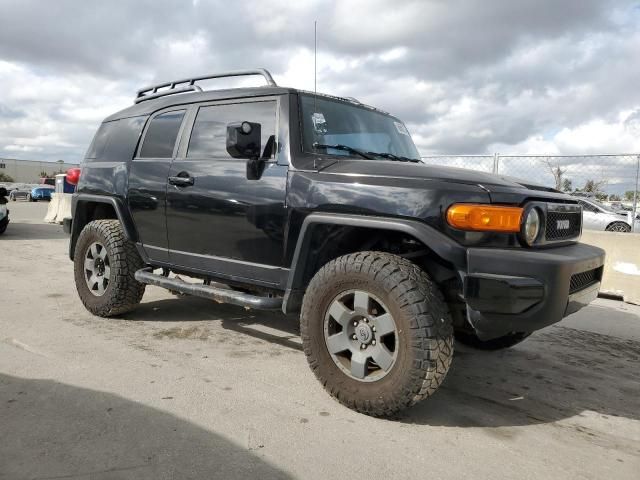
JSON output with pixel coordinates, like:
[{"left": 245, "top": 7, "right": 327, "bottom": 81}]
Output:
[
  {"left": 589, "top": 199, "right": 617, "bottom": 213},
  {"left": 300, "top": 94, "right": 420, "bottom": 160}
]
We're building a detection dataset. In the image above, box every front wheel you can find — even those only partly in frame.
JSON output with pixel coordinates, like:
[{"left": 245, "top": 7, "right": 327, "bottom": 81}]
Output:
[
  {"left": 74, "top": 219, "right": 146, "bottom": 317},
  {"left": 606, "top": 222, "right": 631, "bottom": 233},
  {"left": 301, "top": 252, "right": 454, "bottom": 416}
]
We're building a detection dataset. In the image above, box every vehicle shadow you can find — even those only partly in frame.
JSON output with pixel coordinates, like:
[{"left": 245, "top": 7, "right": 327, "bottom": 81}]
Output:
[
  {"left": 399, "top": 325, "right": 640, "bottom": 427},
  {"left": 0, "top": 222, "right": 68, "bottom": 240},
  {"left": 0, "top": 373, "right": 292, "bottom": 480},
  {"left": 123, "top": 296, "right": 640, "bottom": 428}
]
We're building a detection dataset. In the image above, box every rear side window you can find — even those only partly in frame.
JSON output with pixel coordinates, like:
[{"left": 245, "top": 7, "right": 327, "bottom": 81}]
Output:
[
  {"left": 187, "top": 101, "right": 276, "bottom": 159},
  {"left": 85, "top": 116, "right": 148, "bottom": 162},
  {"left": 139, "top": 110, "right": 186, "bottom": 158},
  {"left": 85, "top": 121, "right": 116, "bottom": 160}
]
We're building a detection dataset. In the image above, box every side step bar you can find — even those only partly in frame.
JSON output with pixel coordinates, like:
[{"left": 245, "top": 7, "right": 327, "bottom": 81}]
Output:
[{"left": 134, "top": 268, "right": 282, "bottom": 311}]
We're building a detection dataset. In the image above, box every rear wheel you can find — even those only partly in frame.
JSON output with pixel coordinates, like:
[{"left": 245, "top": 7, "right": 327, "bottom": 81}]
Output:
[
  {"left": 301, "top": 251, "right": 454, "bottom": 416},
  {"left": 74, "top": 219, "right": 145, "bottom": 317},
  {"left": 606, "top": 221, "right": 631, "bottom": 232},
  {"left": 456, "top": 331, "right": 530, "bottom": 350}
]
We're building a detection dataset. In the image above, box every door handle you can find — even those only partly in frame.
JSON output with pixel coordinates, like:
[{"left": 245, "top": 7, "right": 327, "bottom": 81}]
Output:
[{"left": 168, "top": 174, "right": 194, "bottom": 187}]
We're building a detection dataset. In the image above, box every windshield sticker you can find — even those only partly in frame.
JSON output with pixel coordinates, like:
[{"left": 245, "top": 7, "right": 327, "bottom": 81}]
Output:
[
  {"left": 312, "top": 112, "right": 328, "bottom": 134},
  {"left": 394, "top": 121, "right": 410, "bottom": 136}
]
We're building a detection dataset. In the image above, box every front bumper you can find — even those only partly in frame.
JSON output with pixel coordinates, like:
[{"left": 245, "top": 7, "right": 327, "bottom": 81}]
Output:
[{"left": 463, "top": 243, "right": 605, "bottom": 340}]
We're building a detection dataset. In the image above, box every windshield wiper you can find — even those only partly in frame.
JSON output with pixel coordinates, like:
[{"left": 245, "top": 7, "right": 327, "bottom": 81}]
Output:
[
  {"left": 366, "top": 151, "right": 421, "bottom": 163},
  {"left": 313, "top": 143, "right": 373, "bottom": 160}
]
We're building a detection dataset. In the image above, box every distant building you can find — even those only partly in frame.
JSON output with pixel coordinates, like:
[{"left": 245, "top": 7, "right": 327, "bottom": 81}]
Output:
[{"left": 0, "top": 158, "right": 79, "bottom": 184}]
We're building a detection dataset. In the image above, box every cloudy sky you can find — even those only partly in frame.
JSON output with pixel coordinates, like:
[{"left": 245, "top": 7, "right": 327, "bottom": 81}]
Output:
[{"left": 0, "top": 0, "right": 639, "bottom": 164}]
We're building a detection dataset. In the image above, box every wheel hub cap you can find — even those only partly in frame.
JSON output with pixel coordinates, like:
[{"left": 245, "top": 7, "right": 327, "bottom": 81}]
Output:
[{"left": 355, "top": 322, "right": 373, "bottom": 344}]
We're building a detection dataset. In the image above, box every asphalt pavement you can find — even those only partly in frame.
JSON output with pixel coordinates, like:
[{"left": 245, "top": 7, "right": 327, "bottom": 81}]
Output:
[{"left": 1, "top": 201, "right": 639, "bottom": 479}]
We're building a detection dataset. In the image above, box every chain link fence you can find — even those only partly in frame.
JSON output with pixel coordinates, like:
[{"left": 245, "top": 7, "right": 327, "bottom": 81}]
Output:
[{"left": 421, "top": 153, "right": 640, "bottom": 208}]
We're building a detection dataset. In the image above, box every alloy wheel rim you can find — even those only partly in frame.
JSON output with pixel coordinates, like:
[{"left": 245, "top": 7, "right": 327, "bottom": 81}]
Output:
[
  {"left": 323, "top": 290, "right": 399, "bottom": 382},
  {"left": 84, "top": 242, "right": 111, "bottom": 296},
  {"left": 610, "top": 223, "right": 630, "bottom": 232}
]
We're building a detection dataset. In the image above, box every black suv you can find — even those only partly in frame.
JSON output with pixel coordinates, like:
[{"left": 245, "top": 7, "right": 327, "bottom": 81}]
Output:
[{"left": 66, "top": 69, "right": 605, "bottom": 416}]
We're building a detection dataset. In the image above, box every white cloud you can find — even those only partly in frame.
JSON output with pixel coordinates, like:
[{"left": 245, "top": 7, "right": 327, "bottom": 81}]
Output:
[
  {"left": 0, "top": 0, "right": 637, "bottom": 164},
  {"left": 491, "top": 111, "right": 640, "bottom": 155}
]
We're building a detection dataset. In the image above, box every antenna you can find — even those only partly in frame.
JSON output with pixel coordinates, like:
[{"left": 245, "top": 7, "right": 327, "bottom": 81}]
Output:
[
  {"left": 313, "top": 20, "right": 318, "bottom": 171},
  {"left": 314, "top": 20, "right": 317, "bottom": 97}
]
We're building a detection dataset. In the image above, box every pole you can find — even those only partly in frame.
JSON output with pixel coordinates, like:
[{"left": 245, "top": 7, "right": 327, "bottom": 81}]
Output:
[
  {"left": 632, "top": 155, "right": 639, "bottom": 233},
  {"left": 314, "top": 21, "right": 317, "bottom": 103},
  {"left": 492, "top": 153, "right": 499, "bottom": 174}
]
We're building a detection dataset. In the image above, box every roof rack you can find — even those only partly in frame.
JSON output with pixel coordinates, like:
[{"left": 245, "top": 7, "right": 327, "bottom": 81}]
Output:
[{"left": 134, "top": 68, "right": 277, "bottom": 104}]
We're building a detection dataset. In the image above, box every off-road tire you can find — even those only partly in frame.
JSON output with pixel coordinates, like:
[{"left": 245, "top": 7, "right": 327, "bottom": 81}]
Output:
[
  {"left": 74, "top": 219, "right": 145, "bottom": 317},
  {"left": 605, "top": 221, "right": 631, "bottom": 233},
  {"left": 301, "top": 251, "right": 454, "bottom": 416},
  {"left": 456, "top": 331, "right": 530, "bottom": 350}
]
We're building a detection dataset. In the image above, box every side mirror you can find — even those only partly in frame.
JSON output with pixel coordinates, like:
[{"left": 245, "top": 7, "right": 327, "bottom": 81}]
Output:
[
  {"left": 0, "top": 187, "right": 7, "bottom": 198},
  {"left": 226, "top": 121, "right": 261, "bottom": 160}
]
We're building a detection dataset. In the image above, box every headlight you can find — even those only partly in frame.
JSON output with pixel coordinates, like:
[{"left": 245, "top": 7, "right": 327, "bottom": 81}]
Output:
[{"left": 523, "top": 208, "right": 541, "bottom": 245}]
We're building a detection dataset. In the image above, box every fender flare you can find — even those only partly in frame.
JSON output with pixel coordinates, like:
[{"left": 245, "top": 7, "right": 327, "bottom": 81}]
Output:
[
  {"left": 282, "top": 212, "right": 466, "bottom": 313},
  {"left": 69, "top": 194, "right": 138, "bottom": 260}
]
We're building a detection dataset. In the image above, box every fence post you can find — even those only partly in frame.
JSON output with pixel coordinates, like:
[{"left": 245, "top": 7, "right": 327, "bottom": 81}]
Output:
[
  {"left": 493, "top": 153, "right": 499, "bottom": 174},
  {"left": 633, "top": 155, "right": 639, "bottom": 233}
]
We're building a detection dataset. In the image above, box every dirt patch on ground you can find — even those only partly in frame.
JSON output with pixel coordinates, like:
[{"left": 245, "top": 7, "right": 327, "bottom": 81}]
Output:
[{"left": 153, "top": 326, "right": 211, "bottom": 340}]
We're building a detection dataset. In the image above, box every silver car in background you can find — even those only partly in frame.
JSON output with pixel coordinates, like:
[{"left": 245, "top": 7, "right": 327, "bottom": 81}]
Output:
[{"left": 576, "top": 198, "right": 639, "bottom": 232}]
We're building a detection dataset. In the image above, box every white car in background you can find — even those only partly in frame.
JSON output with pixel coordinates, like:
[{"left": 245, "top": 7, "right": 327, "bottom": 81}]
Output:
[{"left": 576, "top": 198, "right": 638, "bottom": 232}]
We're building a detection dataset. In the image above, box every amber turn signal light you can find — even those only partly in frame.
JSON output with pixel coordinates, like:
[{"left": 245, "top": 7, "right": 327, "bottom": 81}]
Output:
[{"left": 446, "top": 204, "right": 523, "bottom": 232}]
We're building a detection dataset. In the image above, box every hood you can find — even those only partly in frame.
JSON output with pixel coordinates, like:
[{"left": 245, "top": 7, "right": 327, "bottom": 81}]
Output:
[{"left": 319, "top": 159, "right": 570, "bottom": 198}]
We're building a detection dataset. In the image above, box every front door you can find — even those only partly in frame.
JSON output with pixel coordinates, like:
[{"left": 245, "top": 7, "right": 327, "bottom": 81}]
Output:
[{"left": 165, "top": 98, "right": 288, "bottom": 286}]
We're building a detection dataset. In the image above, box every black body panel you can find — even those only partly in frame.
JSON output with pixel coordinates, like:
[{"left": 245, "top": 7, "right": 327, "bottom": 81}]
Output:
[{"left": 465, "top": 243, "right": 605, "bottom": 339}]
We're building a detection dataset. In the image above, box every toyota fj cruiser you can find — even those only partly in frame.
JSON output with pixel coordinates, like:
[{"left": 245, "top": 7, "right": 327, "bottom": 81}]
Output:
[{"left": 65, "top": 69, "right": 605, "bottom": 416}]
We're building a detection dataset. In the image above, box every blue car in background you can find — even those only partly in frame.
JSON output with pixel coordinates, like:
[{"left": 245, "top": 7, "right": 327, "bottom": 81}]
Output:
[{"left": 30, "top": 186, "right": 54, "bottom": 202}]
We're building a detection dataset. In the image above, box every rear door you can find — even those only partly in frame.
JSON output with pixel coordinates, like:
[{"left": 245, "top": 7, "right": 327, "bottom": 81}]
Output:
[
  {"left": 165, "top": 97, "right": 288, "bottom": 286},
  {"left": 128, "top": 109, "right": 187, "bottom": 262}
]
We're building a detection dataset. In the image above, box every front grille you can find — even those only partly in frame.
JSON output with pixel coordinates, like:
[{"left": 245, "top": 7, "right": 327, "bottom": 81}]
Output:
[
  {"left": 569, "top": 267, "right": 601, "bottom": 294},
  {"left": 545, "top": 206, "right": 582, "bottom": 242}
]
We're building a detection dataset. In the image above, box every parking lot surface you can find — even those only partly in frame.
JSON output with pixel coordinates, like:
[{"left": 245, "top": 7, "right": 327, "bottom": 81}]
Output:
[{"left": 1, "top": 202, "right": 639, "bottom": 479}]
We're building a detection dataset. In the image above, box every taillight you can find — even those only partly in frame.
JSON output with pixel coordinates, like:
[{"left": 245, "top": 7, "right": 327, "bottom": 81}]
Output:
[{"left": 66, "top": 168, "right": 81, "bottom": 186}]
